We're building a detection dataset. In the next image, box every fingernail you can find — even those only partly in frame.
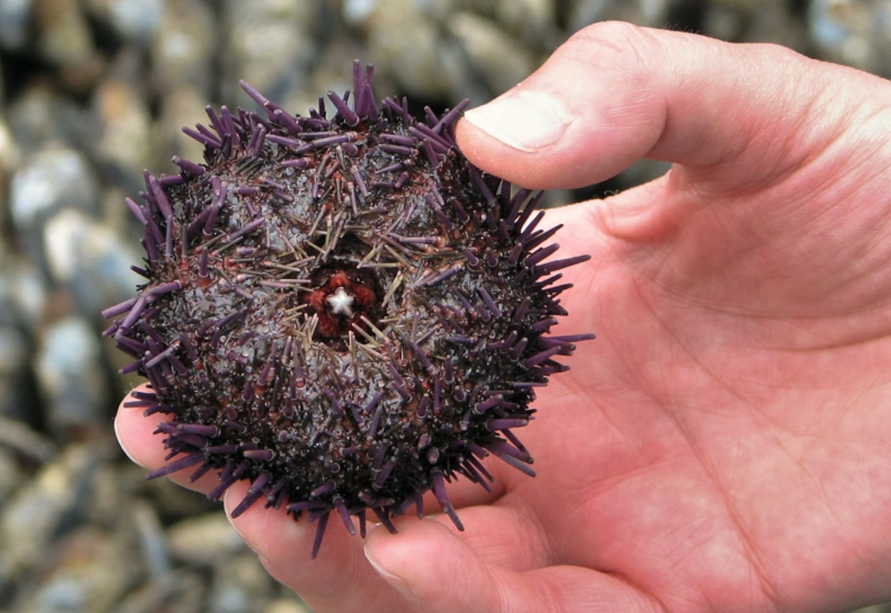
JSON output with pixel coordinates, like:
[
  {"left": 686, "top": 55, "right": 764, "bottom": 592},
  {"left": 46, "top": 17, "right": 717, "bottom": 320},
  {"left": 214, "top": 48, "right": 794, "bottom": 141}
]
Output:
[
  {"left": 463, "top": 89, "right": 569, "bottom": 152},
  {"left": 365, "top": 544, "right": 418, "bottom": 603}
]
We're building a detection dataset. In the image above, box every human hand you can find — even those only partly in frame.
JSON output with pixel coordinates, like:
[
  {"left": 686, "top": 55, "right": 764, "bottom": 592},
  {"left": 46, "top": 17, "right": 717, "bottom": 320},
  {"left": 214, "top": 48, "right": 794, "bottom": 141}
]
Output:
[{"left": 116, "top": 22, "right": 891, "bottom": 612}]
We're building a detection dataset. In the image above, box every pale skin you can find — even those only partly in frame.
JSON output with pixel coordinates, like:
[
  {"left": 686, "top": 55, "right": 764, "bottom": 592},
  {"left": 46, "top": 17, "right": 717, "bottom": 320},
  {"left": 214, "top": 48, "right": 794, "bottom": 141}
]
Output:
[{"left": 115, "top": 22, "right": 891, "bottom": 612}]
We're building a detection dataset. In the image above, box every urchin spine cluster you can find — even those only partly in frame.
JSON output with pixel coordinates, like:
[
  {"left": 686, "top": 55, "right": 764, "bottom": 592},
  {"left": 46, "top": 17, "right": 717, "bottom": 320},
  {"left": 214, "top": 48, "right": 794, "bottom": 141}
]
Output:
[{"left": 103, "top": 62, "right": 592, "bottom": 558}]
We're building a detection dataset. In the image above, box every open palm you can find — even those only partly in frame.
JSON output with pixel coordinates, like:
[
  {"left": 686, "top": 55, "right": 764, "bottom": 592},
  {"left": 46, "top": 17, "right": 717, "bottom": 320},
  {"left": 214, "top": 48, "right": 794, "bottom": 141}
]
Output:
[{"left": 116, "top": 23, "right": 891, "bottom": 613}]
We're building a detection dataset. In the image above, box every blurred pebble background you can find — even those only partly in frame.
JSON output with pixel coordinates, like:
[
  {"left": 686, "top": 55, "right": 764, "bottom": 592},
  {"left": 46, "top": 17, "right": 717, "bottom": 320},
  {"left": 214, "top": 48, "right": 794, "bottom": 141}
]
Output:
[{"left": 0, "top": 0, "right": 888, "bottom": 611}]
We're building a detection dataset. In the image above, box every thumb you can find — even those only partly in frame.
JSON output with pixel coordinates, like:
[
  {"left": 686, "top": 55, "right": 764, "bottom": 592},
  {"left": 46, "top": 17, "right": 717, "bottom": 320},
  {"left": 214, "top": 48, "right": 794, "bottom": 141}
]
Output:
[
  {"left": 364, "top": 519, "right": 659, "bottom": 613},
  {"left": 455, "top": 21, "right": 871, "bottom": 190}
]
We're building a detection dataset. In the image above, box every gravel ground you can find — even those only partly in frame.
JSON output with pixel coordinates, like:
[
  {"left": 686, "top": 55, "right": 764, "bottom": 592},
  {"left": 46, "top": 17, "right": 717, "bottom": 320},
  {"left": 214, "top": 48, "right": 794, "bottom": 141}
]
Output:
[{"left": 0, "top": 1, "right": 889, "bottom": 612}]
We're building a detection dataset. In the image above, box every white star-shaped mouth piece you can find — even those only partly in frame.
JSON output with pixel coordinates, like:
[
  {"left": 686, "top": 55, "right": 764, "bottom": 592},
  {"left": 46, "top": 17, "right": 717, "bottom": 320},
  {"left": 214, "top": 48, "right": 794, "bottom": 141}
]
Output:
[{"left": 326, "top": 286, "right": 355, "bottom": 317}]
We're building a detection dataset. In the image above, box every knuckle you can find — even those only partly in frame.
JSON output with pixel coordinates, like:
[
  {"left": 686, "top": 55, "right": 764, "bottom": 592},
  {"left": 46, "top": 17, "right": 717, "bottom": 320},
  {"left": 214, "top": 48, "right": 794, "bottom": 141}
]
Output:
[{"left": 563, "top": 21, "right": 658, "bottom": 71}]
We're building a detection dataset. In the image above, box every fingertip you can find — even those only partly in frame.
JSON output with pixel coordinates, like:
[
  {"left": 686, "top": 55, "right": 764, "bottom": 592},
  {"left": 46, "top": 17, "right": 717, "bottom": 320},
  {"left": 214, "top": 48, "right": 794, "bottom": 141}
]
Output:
[
  {"left": 363, "top": 532, "right": 419, "bottom": 605},
  {"left": 115, "top": 385, "right": 223, "bottom": 493},
  {"left": 114, "top": 384, "right": 167, "bottom": 470},
  {"left": 364, "top": 519, "right": 500, "bottom": 613},
  {"left": 462, "top": 90, "right": 571, "bottom": 155},
  {"left": 222, "top": 481, "right": 305, "bottom": 556},
  {"left": 456, "top": 90, "right": 574, "bottom": 189},
  {"left": 226, "top": 493, "right": 408, "bottom": 612},
  {"left": 456, "top": 21, "right": 670, "bottom": 190}
]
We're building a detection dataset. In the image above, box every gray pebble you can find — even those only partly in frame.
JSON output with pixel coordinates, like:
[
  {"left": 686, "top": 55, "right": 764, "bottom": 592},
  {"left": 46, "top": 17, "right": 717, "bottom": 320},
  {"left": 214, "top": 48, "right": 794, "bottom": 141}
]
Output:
[
  {"left": 35, "top": 316, "right": 110, "bottom": 441},
  {"left": 113, "top": 572, "right": 208, "bottom": 613},
  {"left": 127, "top": 500, "right": 172, "bottom": 577},
  {"left": 0, "top": 0, "right": 32, "bottom": 53},
  {"left": 11, "top": 147, "right": 99, "bottom": 270},
  {"left": 746, "top": 3, "right": 809, "bottom": 48},
  {"left": 809, "top": 0, "right": 891, "bottom": 77},
  {"left": 702, "top": 5, "right": 748, "bottom": 41},
  {"left": 90, "top": 0, "right": 164, "bottom": 45},
  {"left": 264, "top": 598, "right": 314, "bottom": 613},
  {"left": 0, "top": 326, "right": 38, "bottom": 423},
  {"left": 208, "top": 554, "right": 279, "bottom": 613},
  {"left": 8, "top": 526, "right": 139, "bottom": 613},
  {"left": 221, "top": 0, "right": 319, "bottom": 106},
  {"left": 447, "top": 12, "right": 535, "bottom": 95},
  {"left": 0, "top": 251, "right": 48, "bottom": 332},
  {"left": 88, "top": 51, "right": 153, "bottom": 190},
  {"left": 6, "top": 83, "right": 86, "bottom": 152},
  {"left": 0, "top": 116, "right": 21, "bottom": 179},
  {"left": 0, "top": 415, "right": 56, "bottom": 465},
  {"left": 0, "top": 444, "right": 103, "bottom": 578},
  {"left": 34, "top": 0, "right": 104, "bottom": 93},
  {"left": 151, "top": 0, "right": 217, "bottom": 93},
  {"left": 154, "top": 83, "right": 216, "bottom": 171},
  {"left": 362, "top": 0, "right": 459, "bottom": 99},
  {"left": 0, "top": 449, "right": 25, "bottom": 512},
  {"left": 493, "top": 0, "right": 559, "bottom": 46},
  {"left": 568, "top": 0, "right": 669, "bottom": 32},
  {"left": 43, "top": 208, "right": 143, "bottom": 318},
  {"left": 166, "top": 513, "right": 246, "bottom": 567},
  {"left": 710, "top": 0, "right": 772, "bottom": 11}
]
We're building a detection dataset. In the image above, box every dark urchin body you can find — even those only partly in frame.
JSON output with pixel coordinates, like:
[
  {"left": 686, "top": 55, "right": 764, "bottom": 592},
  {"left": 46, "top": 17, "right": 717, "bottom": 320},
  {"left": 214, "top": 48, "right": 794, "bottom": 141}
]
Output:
[{"left": 104, "top": 63, "right": 593, "bottom": 558}]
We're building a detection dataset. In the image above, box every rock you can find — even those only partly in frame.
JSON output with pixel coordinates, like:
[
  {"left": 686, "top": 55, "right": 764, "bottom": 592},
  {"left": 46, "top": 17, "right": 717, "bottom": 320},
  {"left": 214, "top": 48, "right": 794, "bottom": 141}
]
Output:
[
  {"left": 113, "top": 572, "right": 207, "bottom": 613},
  {"left": 8, "top": 526, "right": 139, "bottom": 613},
  {"left": 361, "top": 0, "right": 459, "bottom": 99},
  {"left": 35, "top": 315, "right": 110, "bottom": 441},
  {"left": 125, "top": 500, "right": 171, "bottom": 577},
  {"left": 264, "top": 598, "right": 314, "bottom": 613},
  {"left": 154, "top": 83, "right": 215, "bottom": 171},
  {"left": 493, "top": 0, "right": 559, "bottom": 47},
  {"left": 0, "top": 415, "right": 56, "bottom": 465},
  {"left": 745, "top": 3, "right": 809, "bottom": 48},
  {"left": 446, "top": 11, "right": 536, "bottom": 96},
  {"left": 0, "top": 326, "right": 38, "bottom": 424},
  {"left": 208, "top": 553, "right": 278, "bottom": 613},
  {"left": 87, "top": 0, "right": 164, "bottom": 46},
  {"left": 568, "top": 0, "right": 670, "bottom": 32},
  {"left": 166, "top": 513, "right": 246, "bottom": 567},
  {"left": 5, "top": 83, "right": 86, "bottom": 153},
  {"left": 808, "top": 0, "right": 891, "bottom": 78},
  {"left": 0, "top": 444, "right": 104, "bottom": 578},
  {"left": 702, "top": 5, "right": 748, "bottom": 41},
  {"left": 709, "top": 0, "right": 774, "bottom": 12},
  {"left": 88, "top": 50, "right": 153, "bottom": 191},
  {"left": 0, "top": 0, "right": 33, "bottom": 52},
  {"left": 151, "top": 0, "right": 217, "bottom": 94},
  {"left": 0, "top": 116, "right": 22, "bottom": 202},
  {"left": 0, "top": 449, "right": 25, "bottom": 512},
  {"left": 33, "top": 0, "right": 104, "bottom": 93},
  {"left": 0, "top": 250, "right": 48, "bottom": 333},
  {"left": 221, "top": 0, "right": 319, "bottom": 106},
  {"left": 10, "top": 146, "right": 100, "bottom": 271},
  {"left": 43, "top": 208, "right": 143, "bottom": 318}
]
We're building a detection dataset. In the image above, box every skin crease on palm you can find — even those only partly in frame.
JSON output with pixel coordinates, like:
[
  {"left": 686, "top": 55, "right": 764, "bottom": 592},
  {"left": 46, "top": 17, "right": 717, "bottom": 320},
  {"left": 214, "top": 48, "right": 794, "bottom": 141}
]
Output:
[{"left": 114, "top": 21, "right": 891, "bottom": 613}]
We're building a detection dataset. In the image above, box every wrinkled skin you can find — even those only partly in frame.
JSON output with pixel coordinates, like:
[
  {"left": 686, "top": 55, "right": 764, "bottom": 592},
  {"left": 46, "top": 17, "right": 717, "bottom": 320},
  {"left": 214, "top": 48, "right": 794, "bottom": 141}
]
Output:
[{"left": 117, "top": 22, "right": 891, "bottom": 613}]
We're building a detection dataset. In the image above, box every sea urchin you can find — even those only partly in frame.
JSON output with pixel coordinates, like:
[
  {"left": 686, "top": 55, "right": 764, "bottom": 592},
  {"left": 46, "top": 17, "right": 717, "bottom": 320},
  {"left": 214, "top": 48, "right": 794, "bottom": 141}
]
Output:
[{"left": 103, "top": 62, "right": 593, "bottom": 558}]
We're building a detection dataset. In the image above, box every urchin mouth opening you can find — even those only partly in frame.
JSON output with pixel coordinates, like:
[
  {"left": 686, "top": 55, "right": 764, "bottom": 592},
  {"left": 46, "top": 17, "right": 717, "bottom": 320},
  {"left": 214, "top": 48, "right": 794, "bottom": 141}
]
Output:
[{"left": 304, "top": 264, "right": 385, "bottom": 346}]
